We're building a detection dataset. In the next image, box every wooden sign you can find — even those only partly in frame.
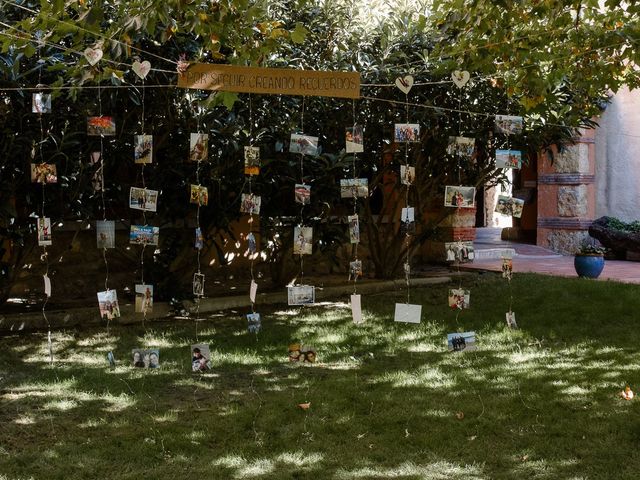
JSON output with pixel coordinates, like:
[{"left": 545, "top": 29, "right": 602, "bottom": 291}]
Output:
[{"left": 177, "top": 64, "right": 360, "bottom": 99}]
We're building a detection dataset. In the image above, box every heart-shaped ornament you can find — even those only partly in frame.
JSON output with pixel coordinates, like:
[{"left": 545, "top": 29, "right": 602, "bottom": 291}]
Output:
[
  {"left": 452, "top": 70, "right": 470, "bottom": 88},
  {"left": 132, "top": 60, "right": 151, "bottom": 79},
  {"left": 395, "top": 75, "right": 414, "bottom": 95},
  {"left": 84, "top": 47, "right": 103, "bottom": 66}
]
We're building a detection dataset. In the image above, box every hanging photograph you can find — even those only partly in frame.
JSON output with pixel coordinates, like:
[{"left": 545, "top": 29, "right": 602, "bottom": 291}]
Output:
[
  {"left": 195, "top": 227, "right": 204, "bottom": 250},
  {"left": 351, "top": 294, "right": 363, "bottom": 324},
  {"left": 87, "top": 116, "right": 116, "bottom": 136},
  {"left": 134, "top": 135, "right": 153, "bottom": 164},
  {"left": 394, "top": 303, "right": 422, "bottom": 323},
  {"left": 347, "top": 214, "right": 360, "bottom": 244},
  {"left": 129, "top": 225, "right": 159, "bottom": 245},
  {"left": 293, "top": 226, "right": 313, "bottom": 255},
  {"left": 287, "top": 285, "right": 315, "bottom": 305},
  {"left": 191, "top": 344, "right": 212, "bottom": 372},
  {"left": 37, "top": 217, "right": 52, "bottom": 246},
  {"left": 96, "top": 220, "right": 115, "bottom": 249},
  {"left": 495, "top": 149, "right": 522, "bottom": 169},
  {"left": 495, "top": 195, "right": 525, "bottom": 218},
  {"left": 247, "top": 313, "right": 261, "bottom": 333},
  {"left": 289, "top": 133, "right": 319, "bottom": 156},
  {"left": 189, "top": 133, "right": 209, "bottom": 162},
  {"left": 495, "top": 115, "right": 523, "bottom": 135},
  {"left": 444, "top": 185, "right": 476, "bottom": 208},
  {"left": 30, "top": 163, "right": 57, "bottom": 184},
  {"left": 89, "top": 151, "right": 102, "bottom": 164},
  {"left": 349, "top": 260, "right": 362, "bottom": 281},
  {"left": 401, "top": 207, "right": 415, "bottom": 234},
  {"left": 32, "top": 93, "right": 51, "bottom": 114},
  {"left": 190, "top": 185, "right": 209, "bottom": 206},
  {"left": 506, "top": 311, "right": 518, "bottom": 329},
  {"left": 135, "top": 284, "right": 153, "bottom": 314},
  {"left": 43, "top": 274, "right": 51, "bottom": 297},
  {"left": 193, "top": 272, "right": 205, "bottom": 296},
  {"left": 340, "top": 178, "right": 368, "bottom": 198},
  {"left": 246, "top": 232, "right": 257, "bottom": 254},
  {"left": 448, "top": 288, "right": 471, "bottom": 310},
  {"left": 294, "top": 184, "right": 311, "bottom": 205},
  {"left": 249, "top": 280, "right": 258, "bottom": 303},
  {"left": 132, "top": 349, "right": 160, "bottom": 368},
  {"left": 129, "top": 187, "right": 158, "bottom": 212},
  {"left": 394, "top": 123, "right": 420, "bottom": 143},
  {"left": 447, "top": 136, "right": 475, "bottom": 157},
  {"left": 97, "top": 289, "right": 120, "bottom": 320},
  {"left": 502, "top": 256, "right": 513, "bottom": 279},
  {"left": 400, "top": 165, "right": 415, "bottom": 185},
  {"left": 447, "top": 332, "right": 477, "bottom": 352},
  {"left": 240, "top": 193, "right": 261, "bottom": 215},
  {"left": 244, "top": 146, "right": 260, "bottom": 175},
  {"left": 444, "top": 241, "right": 475, "bottom": 263},
  {"left": 345, "top": 125, "right": 364, "bottom": 153}
]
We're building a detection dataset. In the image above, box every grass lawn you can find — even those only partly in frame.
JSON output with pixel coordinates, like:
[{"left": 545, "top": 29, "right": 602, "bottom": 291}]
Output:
[{"left": 1, "top": 272, "right": 640, "bottom": 479}]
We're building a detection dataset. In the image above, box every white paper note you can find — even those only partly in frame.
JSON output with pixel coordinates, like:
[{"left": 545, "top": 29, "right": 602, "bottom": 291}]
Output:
[
  {"left": 249, "top": 280, "right": 258, "bottom": 303},
  {"left": 351, "top": 294, "right": 362, "bottom": 324},
  {"left": 394, "top": 303, "right": 422, "bottom": 324},
  {"left": 43, "top": 274, "right": 51, "bottom": 297}
]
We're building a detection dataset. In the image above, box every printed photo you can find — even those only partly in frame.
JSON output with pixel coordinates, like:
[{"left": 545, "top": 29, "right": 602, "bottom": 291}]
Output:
[
  {"left": 394, "top": 303, "right": 422, "bottom": 324},
  {"left": 288, "top": 343, "right": 302, "bottom": 362},
  {"left": 37, "top": 217, "right": 52, "bottom": 246},
  {"left": 193, "top": 272, "right": 205, "bottom": 297},
  {"left": 87, "top": 116, "right": 116, "bottom": 136},
  {"left": 495, "top": 115, "right": 523, "bottom": 135},
  {"left": 444, "top": 185, "right": 476, "bottom": 208},
  {"left": 346, "top": 125, "right": 364, "bottom": 153},
  {"left": 340, "top": 178, "right": 368, "bottom": 198},
  {"left": 502, "top": 256, "right": 513, "bottom": 279},
  {"left": 132, "top": 349, "right": 160, "bottom": 368},
  {"left": 247, "top": 313, "right": 261, "bottom": 334},
  {"left": 97, "top": 289, "right": 120, "bottom": 320},
  {"left": 32, "top": 93, "right": 51, "bottom": 114},
  {"left": 506, "top": 311, "right": 518, "bottom": 329},
  {"left": 129, "top": 225, "right": 159, "bottom": 245},
  {"left": 293, "top": 226, "right": 313, "bottom": 255},
  {"left": 30, "top": 163, "right": 57, "bottom": 184},
  {"left": 495, "top": 195, "right": 525, "bottom": 218},
  {"left": 191, "top": 344, "right": 212, "bottom": 372},
  {"left": 189, "top": 133, "right": 209, "bottom": 162},
  {"left": 135, "top": 284, "right": 153, "bottom": 314},
  {"left": 447, "top": 331, "right": 477, "bottom": 352},
  {"left": 348, "top": 214, "right": 360, "bottom": 244},
  {"left": 445, "top": 241, "right": 475, "bottom": 263},
  {"left": 294, "top": 184, "right": 311, "bottom": 205},
  {"left": 400, "top": 165, "right": 415, "bottom": 185},
  {"left": 349, "top": 260, "right": 363, "bottom": 281},
  {"left": 495, "top": 149, "right": 522, "bottom": 169},
  {"left": 190, "top": 184, "right": 209, "bottom": 206},
  {"left": 289, "top": 133, "right": 319, "bottom": 156},
  {"left": 394, "top": 123, "right": 420, "bottom": 143},
  {"left": 448, "top": 288, "right": 470, "bottom": 310},
  {"left": 246, "top": 231, "right": 257, "bottom": 254},
  {"left": 240, "top": 193, "right": 261, "bottom": 215},
  {"left": 287, "top": 285, "right": 315, "bottom": 305},
  {"left": 300, "top": 345, "right": 317, "bottom": 363},
  {"left": 447, "top": 136, "right": 475, "bottom": 157},
  {"left": 129, "top": 187, "right": 158, "bottom": 212},
  {"left": 134, "top": 135, "right": 153, "bottom": 164},
  {"left": 195, "top": 227, "right": 204, "bottom": 250},
  {"left": 401, "top": 207, "right": 415, "bottom": 234},
  {"left": 96, "top": 220, "right": 115, "bottom": 249},
  {"left": 244, "top": 146, "right": 260, "bottom": 175}
]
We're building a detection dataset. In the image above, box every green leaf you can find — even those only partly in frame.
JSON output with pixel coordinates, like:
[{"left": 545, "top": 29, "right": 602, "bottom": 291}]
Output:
[{"left": 290, "top": 22, "right": 308, "bottom": 44}]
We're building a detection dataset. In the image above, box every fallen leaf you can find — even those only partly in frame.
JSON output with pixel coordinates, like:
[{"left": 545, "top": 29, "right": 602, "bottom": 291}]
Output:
[
  {"left": 298, "top": 402, "right": 311, "bottom": 410},
  {"left": 455, "top": 411, "right": 464, "bottom": 420}
]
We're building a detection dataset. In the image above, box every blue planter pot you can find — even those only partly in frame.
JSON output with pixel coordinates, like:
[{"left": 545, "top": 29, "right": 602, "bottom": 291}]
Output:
[{"left": 574, "top": 254, "right": 605, "bottom": 278}]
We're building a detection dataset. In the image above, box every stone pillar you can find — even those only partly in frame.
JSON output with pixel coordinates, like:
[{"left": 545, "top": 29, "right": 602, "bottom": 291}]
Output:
[{"left": 536, "top": 129, "right": 596, "bottom": 254}]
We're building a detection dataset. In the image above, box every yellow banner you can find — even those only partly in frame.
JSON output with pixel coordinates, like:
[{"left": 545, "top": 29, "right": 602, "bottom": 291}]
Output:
[{"left": 177, "top": 64, "right": 360, "bottom": 99}]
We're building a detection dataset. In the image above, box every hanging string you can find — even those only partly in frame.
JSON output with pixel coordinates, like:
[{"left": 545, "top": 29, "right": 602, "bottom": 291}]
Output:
[
  {"left": 298, "top": 96, "right": 306, "bottom": 284},
  {"left": 351, "top": 99, "right": 359, "bottom": 295},
  {"left": 247, "top": 94, "right": 258, "bottom": 315},
  {"left": 193, "top": 101, "right": 203, "bottom": 341},
  {"left": 403, "top": 92, "right": 411, "bottom": 305}
]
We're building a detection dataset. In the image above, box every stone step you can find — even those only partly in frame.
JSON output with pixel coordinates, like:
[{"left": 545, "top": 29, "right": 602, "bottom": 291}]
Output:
[{"left": 473, "top": 248, "right": 517, "bottom": 260}]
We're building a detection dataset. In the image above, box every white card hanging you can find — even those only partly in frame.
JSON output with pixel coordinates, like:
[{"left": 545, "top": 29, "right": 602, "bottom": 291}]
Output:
[
  {"left": 43, "top": 274, "right": 51, "bottom": 297},
  {"left": 249, "top": 280, "right": 258, "bottom": 303},
  {"left": 394, "top": 75, "right": 414, "bottom": 94},
  {"left": 351, "top": 294, "right": 363, "bottom": 324},
  {"left": 394, "top": 303, "right": 421, "bottom": 324},
  {"left": 451, "top": 70, "right": 470, "bottom": 88}
]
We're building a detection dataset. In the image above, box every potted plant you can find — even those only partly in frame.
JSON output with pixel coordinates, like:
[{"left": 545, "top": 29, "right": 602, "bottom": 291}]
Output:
[{"left": 574, "top": 243, "right": 607, "bottom": 279}]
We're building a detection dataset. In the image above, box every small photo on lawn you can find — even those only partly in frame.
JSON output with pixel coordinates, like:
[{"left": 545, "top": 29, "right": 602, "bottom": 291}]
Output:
[
  {"left": 448, "top": 288, "right": 470, "bottom": 310},
  {"left": 295, "top": 184, "right": 311, "bottom": 205},
  {"left": 130, "top": 225, "right": 159, "bottom": 245},
  {"left": 445, "top": 241, "right": 475, "bottom": 263},
  {"left": 96, "top": 220, "right": 115, "bottom": 249},
  {"left": 191, "top": 344, "right": 212, "bottom": 372},
  {"left": 495, "top": 149, "right": 522, "bottom": 169},
  {"left": 37, "top": 217, "right": 52, "bottom": 246},
  {"left": 495, "top": 115, "right": 523, "bottom": 135},
  {"left": 244, "top": 146, "right": 260, "bottom": 175},
  {"left": 394, "top": 123, "right": 420, "bottom": 143},
  {"left": 290, "top": 133, "right": 319, "bottom": 156},
  {"left": 293, "top": 226, "right": 313, "bottom": 255},
  {"left": 495, "top": 195, "right": 524, "bottom": 218},
  {"left": 135, "top": 284, "right": 153, "bottom": 314},
  {"left": 400, "top": 165, "right": 415, "bottom": 185},
  {"left": 506, "top": 311, "right": 518, "bottom": 329},
  {"left": 129, "top": 187, "right": 158, "bottom": 212},
  {"left": 87, "top": 116, "right": 116, "bottom": 136},
  {"left": 348, "top": 214, "right": 360, "bottom": 244},
  {"left": 190, "top": 185, "right": 209, "bottom": 206},
  {"left": 346, "top": 125, "right": 364, "bottom": 153},
  {"left": 247, "top": 313, "right": 261, "bottom": 333},
  {"left": 349, "top": 260, "right": 362, "bottom": 281},
  {"left": 287, "top": 285, "right": 315, "bottom": 305},
  {"left": 134, "top": 135, "right": 153, "bottom": 164},
  {"left": 193, "top": 273, "right": 205, "bottom": 297},
  {"left": 240, "top": 193, "right": 261, "bottom": 215},
  {"left": 190, "top": 133, "right": 209, "bottom": 162},
  {"left": 340, "top": 178, "right": 368, "bottom": 198},
  {"left": 447, "top": 136, "right": 475, "bottom": 157},
  {"left": 444, "top": 185, "right": 476, "bottom": 208},
  {"left": 97, "top": 289, "right": 120, "bottom": 320},
  {"left": 132, "top": 349, "right": 160, "bottom": 368},
  {"left": 32, "top": 93, "right": 51, "bottom": 114},
  {"left": 447, "top": 331, "right": 477, "bottom": 352},
  {"left": 31, "top": 163, "right": 57, "bottom": 184}
]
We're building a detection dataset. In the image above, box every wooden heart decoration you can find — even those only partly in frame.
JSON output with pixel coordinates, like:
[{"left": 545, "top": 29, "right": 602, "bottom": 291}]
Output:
[
  {"left": 395, "top": 75, "right": 414, "bottom": 95},
  {"left": 452, "top": 70, "right": 470, "bottom": 88},
  {"left": 84, "top": 47, "right": 103, "bottom": 66},
  {"left": 132, "top": 60, "right": 151, "bottom": 79}
]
